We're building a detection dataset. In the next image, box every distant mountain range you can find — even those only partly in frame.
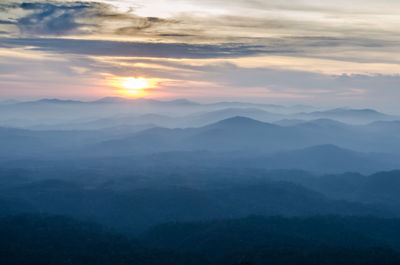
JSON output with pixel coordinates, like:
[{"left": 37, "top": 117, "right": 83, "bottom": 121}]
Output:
[
  {"left": 93, "top": 116, "right": 400, "bottom": 156},
  {"left": 1, "top": 96, "right": 400, "bottom": 265},
  {"left": 0, "top": 98, "right": 399, "bottom": 174},
  {"left": 1, "top": 97, "right": 397, "bottom": 130}
]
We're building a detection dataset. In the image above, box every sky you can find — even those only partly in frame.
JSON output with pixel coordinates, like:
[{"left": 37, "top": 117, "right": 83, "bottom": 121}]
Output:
[{"left": 0, "top": 0, "right": 400, "bottom": 111}]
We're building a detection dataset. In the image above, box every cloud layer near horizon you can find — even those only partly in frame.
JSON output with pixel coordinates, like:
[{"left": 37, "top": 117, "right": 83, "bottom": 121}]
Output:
[{"left": 0, "top": 0, "right": 399, "bottom": 111}]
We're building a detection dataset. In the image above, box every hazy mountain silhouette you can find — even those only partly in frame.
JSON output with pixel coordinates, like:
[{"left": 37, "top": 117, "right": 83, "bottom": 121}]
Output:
[
  {"left": 1, "top": 98, "right": 398, "bottom": 129},
  {"left": 94, "top": 116, "right": 400, "bottom": 155},
  {"left": 299, "top": 108, "right": 397, "bottom": 124},
  {"left": 182, "top": 108, "right": 285, "bottom": 126},
  {"left": 94, "top": 117, "right": 299, "bottom": 154}
]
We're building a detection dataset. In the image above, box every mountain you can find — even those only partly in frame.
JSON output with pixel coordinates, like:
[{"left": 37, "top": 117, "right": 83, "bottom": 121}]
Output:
[
  {"left": 162, "top": 98, "right": 200, "bottom": 106},
  {"left": 0, "top": 214, "right": 201, "bottom": 265},
  {"left": 143, "top": 215, "right": 400, "bottom": 254},
  {"left": 92, "top": 97, "right": 131, "bottom": 104},
  {"left": 2, "top": 114, "right": 400, "bottom": 169},
  {"left": 51, "top": 107, "right": 286, "bottom": 129},
  {"left": 35, "top": 98, "right": 84, "bottom": 104},
  {"left": 364, "top": 120, "right": 400, "bottom": 132},
  {"left": 298, "top": 170, "right": 400, "bottom": 209},
  {"left": 94, "top": 116, "right": 400, "bottom": 155},
  {"left": 0, "top": 99, "right": 19, "bottom": 105},
  {"left": 142, "top": 144, "right": 397, "bottom": 174},
  {"left": 182, "top": 108, "right": 285, "bottom": 126},
  {"left": 206, "top": 101, "right": 319, "bottom": 113},
  {"left": 0, "top": 98, "right": 397, "bottom": 129},
  {"left": 299, "top": 108, "right": 398, "bottom": 124},
  {"left": 0, "top": 178, "right": 393, "bottom": 233},
  {"left": 4, "top": 214, "right": 400, "bottom": 265},
  {"left": 31, "top": 114, "right": 170, "bottom": 130},
  {"left": 204, "top": 116, "right": 270, "bottom": 129},
  {"left": 0, "top": 98, "right": 206, "bottom": 129},
  {"left": 273, "top": 118, "right": 305, "bottom": 126},
  {"left": 92, "top": 97, "right": 199, "bottom": 106},
  {"left": 94, "top": 117, "right": 300, "bottom": 154},
  {"left": 294, "top": 118, "right": 349, "bottom": 128},
  {"left": 0, "top": 127, "right": 47, "bottom": 157},
  {"left": 261, "top": 144, "right": 396, "bottom": 174},
  {"left": 142, "top": 215, "right": 400, "bottom": 265},
  {"left": 0, "top": 126, "right": 116, "bottom": 157}
]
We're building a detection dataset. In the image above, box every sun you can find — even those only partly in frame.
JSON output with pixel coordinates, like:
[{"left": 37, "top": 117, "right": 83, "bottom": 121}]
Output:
[
  {"left": 109, "top": 76, "right": 157, "bottom": 97},
  {"left": 121, "top": 77, "right": 149, "bottom": 91}
]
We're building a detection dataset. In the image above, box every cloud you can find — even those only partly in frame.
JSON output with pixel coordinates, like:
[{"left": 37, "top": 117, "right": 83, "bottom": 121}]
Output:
[
  {"left": 115, "top": 17, "right": 177, "bottom": 35},
  {"left": 0, "top": 37, "right": 284, "bottom": 58},
  {"left": 0, "top": 20, "right": 15, "bottom": 24},
  {"left": 0, "top": 1, "right": 173, "bottom": 36},
  {"left": 3, "top": 33, "right": 396, "bottom": 67},
  {"left": 0, "top": 2, "right": 97, "bottom": 35},
  {"left": 17, "top": 2, "right": 92, "bottom": 35},
  {"left": 1, "top": 1, "right": 398, "bottom": 56},
  {"left": 3, "top": 33, "right": 394, "bottom": 60}
]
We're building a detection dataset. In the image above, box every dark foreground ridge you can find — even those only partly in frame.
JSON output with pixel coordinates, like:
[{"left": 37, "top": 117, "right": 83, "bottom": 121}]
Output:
[{"left": 2, "top": 214, "right": 400, "bottom": 265}]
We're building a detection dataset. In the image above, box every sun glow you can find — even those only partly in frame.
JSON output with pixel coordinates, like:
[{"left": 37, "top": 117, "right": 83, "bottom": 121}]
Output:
[
  {"left": 109, "top": 76, "right": 157, "bottom": 97},
  {"left": 121, "top": 77, "right": 149, "bottom": 90}
]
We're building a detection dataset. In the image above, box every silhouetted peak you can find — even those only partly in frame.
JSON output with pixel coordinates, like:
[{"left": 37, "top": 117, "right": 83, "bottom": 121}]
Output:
[
  {"left": 36, "top": 98, "right": 82, "bottom": 104},
  {"left": 210, "top": 116, "right": 269, "bottom": 128},
  {"left": 166, "top": 99, "right": 199, "bottom": 105},
  {"left": 313, "top": 108, "right": 386, "bottom": 117},
  {"left": 93, "top": 97, "right": 129, "bottom": 103}
]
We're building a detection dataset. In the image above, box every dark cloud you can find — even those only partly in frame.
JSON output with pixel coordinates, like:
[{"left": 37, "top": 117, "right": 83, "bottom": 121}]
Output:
[
  {"left": 0, "top": 20, "right": 15, "bottom": 24},
  {"left": 1, "top": 33, "right": 394, "bottom": 63},
  {"left": 158, "top": 33, "right": 194, "bottom": 37},
  {"left": 15, "top": 2, "right": 96, "bottom": 35},
  {"left": 115, "top": 17, "right": 176, "bottom": 35},
  {"left": 0, "top": 1, "right": 172, "bottom": 36},
  {"left": 0, "top": 37, "right": 287, "bottom": 58}
]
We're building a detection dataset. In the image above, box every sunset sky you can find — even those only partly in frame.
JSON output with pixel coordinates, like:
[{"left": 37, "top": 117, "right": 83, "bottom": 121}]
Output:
[{"left": 1, "top": 0, "right": 400, "bottom": 111}]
